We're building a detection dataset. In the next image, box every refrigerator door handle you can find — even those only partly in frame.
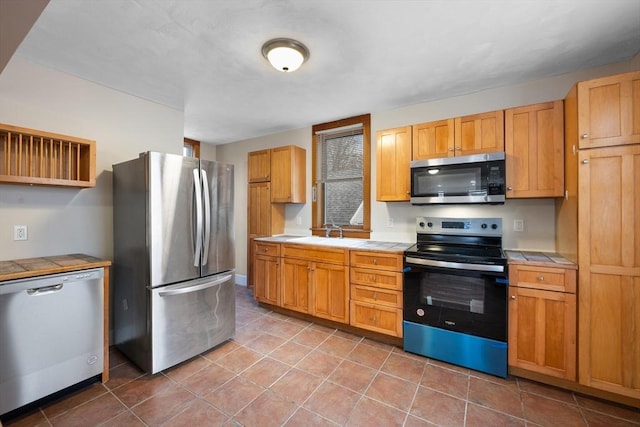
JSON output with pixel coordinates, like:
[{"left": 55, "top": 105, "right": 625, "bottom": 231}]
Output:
[
  {"left": 157, "top": 273, "right": 233, "bottom": 297},
  {"left": 193, "top": 168, "right": 203, "bottom": 267},
  {"left": 201, "top": 169, "right": 211, "bottom": 265}
]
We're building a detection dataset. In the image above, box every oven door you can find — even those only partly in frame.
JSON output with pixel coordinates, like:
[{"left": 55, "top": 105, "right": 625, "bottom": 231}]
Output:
[{"left": 403, "top": 261, "right": 507, "bottom": 342}]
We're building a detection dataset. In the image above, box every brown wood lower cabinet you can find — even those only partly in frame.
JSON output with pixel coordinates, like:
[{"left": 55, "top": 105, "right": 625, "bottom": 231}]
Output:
[
  {"left": 281, "top": 257, "right": 310, "bottom": 314},
  {"left": 253, "top": 242, "right": 280, "bottom": 305},
  {"left": 349, "top": 251, "right": 403, "bottom": 337},
  {"left": 252, "top": 240, "right": 405, "bottom": 337},
  {"left": 508, "top": 263, "right": 577, "bottom": 380}
]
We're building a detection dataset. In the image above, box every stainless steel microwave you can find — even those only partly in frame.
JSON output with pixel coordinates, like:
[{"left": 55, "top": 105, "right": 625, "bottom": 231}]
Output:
[{"left": 410, "top": 152, "right": 506, "bottom": 205}]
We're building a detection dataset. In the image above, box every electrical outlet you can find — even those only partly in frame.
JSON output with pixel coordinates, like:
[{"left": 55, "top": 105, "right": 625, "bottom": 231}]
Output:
[
  {"left": 296, "top": 216, "right": 302, "bottom": 225},
  {"left": 14, "top": 225, "right": 28, "bottom": 241},
  {"left": 513, "top": 219, "right": 524, "bottom": 232},
  {"left": 387, "top": 217, "right": 394, "bottom": 228}
]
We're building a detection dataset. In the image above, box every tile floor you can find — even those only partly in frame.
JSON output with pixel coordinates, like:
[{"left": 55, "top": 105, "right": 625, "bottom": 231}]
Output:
[{"left": 4, "top": 285, "right": 640, "bottom": 427}]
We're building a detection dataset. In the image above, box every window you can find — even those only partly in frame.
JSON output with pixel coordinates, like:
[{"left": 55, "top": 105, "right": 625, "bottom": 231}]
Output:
[
  {"left": 312, "top": 114, "right": 371, "bottom": 238},
  {"left": 183, "top": 138, "right": 200, "bottom": 158}
]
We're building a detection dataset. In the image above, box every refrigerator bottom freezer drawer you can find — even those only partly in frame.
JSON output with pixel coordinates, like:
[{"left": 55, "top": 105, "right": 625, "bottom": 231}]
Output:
[{"left": 150, "top": 272, "right": 236, "bottom": 373}]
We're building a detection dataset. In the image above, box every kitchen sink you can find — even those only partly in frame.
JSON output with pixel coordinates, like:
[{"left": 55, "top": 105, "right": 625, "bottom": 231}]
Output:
[{"left": 288, "top": 236, "right": 368, "bottom": 248}]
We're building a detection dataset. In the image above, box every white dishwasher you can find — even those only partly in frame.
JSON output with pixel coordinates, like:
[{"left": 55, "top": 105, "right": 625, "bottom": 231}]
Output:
[{"left": 0, "top": 268, "right": 104, "bottom": 416}]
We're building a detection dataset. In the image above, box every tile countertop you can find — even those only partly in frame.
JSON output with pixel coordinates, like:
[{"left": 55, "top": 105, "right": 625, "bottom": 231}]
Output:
[
  {"left": 254, "top": 235, "right": 413, "bottom": 253},
  {"left": 505, "top": 250, "right": 577, "bottom": 269},
  {"left": 0, "top": 254, "right": 112, "bottom": 282}
]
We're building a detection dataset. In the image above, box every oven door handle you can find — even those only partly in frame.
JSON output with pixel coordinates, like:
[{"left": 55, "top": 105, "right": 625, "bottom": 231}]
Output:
[{"left": 405, "top": 256, "right": 505, "bottom": 273}]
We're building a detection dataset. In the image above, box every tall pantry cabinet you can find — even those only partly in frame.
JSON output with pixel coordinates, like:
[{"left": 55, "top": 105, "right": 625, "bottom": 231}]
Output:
[
  {"left": 556, "top": 70, "right": 640, "bottom": 401},
  {"left": 247, "top": 146, "right": 305, "bottom": 290}
]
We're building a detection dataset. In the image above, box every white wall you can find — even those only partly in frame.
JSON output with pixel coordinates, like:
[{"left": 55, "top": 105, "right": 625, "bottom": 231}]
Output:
[
  {"left": 0, "top": 57, "right": 184, "bottom": 260},
  {"left": 217, "top": 56, "right": 639, "bottom": 280}
]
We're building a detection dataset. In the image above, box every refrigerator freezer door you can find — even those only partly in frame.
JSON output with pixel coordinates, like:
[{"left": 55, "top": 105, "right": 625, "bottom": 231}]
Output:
[
  {"left": 149, "top": 272, "right": 235, "bottom": 373},
  {"left": 148, "top": 152, "right": 201, "bottom": 287},
  {"left": 201, "top": 160, "right": 235, "bottom": 277}
]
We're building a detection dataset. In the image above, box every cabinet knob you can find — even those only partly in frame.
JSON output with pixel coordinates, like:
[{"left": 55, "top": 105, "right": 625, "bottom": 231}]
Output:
[
  {"left": 448, "top": 147, "right": 455, "bottom": 152},
  {"left": 582, "top": 159, "right": 589, "bottom": 164},
  {"left": 511, "top": 295, "right": 516, "bottom": 300},
  {"left": 581, "top": 133, "right": 588, "bottom": 139},
  {"left": 456, "top": 146, "right": 462, "bottom": 150},
  {"left": 371, "top": 275, "right": 376, "bottom": 282},
  {"left": 507, "top": 186, "right": 513, "bottom": 191},
  {"left": 372, "top": 259, "right": 377, "bottom": 265},
  {"left": 537, "top": 275, "right": 544, "bottom": 281},
  {"left": 373, "top": 292, "right": 378, "bottom": 300}
]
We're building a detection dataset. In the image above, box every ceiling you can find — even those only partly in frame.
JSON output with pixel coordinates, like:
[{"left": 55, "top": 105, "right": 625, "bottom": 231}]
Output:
[{"left": 8, "top": 0, "right": 640, "bottom": 145}]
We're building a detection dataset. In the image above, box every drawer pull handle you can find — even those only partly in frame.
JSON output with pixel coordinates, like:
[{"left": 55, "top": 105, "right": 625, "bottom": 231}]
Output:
[{"left": 537, "top": 275, "right": 544, "bottom": 281}]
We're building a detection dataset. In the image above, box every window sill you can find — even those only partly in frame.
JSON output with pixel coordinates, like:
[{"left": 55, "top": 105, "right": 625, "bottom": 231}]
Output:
[{"left": 311, "top": 228, "right": 371, "bottom": 239}]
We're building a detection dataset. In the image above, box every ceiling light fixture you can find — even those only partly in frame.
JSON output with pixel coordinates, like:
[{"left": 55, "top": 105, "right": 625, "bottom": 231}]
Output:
[{"left": 261, "top": 38, "right": 309, "bottom": 72}]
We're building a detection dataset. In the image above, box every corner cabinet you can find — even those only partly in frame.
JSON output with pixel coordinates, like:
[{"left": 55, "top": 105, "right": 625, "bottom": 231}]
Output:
[
  {"left": 376, "top": 126, "right": 411, "bottom": 201},
  {"left": 349, "top": 251, "right": 403, "bottom": 337},
  {"left": 508, "top": 261, "right": 577, "bottom": 380},
  {"left": 505, "top": 101, "right": 564, "bottom": 198},
  {"left": 0, "top": 123, "right": 96, "bottom": 188}
]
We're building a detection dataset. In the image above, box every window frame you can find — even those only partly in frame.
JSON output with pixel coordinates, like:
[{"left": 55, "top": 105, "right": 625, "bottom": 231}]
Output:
[
  {"left": 311, "top": 114, "right": 371, "bottom": 239},
  {"left": 183, "top": 138, "right": 200, "bottom": 158}
]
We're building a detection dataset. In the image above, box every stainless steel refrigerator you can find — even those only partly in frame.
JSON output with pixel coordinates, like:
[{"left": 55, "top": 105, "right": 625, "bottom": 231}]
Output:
[{"left": 112, "top": 151, "right": 235, "bottom": 374}]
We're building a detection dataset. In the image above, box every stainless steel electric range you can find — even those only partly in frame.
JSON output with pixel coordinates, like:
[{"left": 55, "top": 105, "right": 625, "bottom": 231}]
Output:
[{"left": 403, "top": 216, "right": 508, "bottom": 377}]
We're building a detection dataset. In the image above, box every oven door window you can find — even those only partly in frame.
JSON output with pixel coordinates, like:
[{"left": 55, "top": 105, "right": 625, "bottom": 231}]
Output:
[{"left": 403, "top": 268, "right": 507, "bottom": 342}]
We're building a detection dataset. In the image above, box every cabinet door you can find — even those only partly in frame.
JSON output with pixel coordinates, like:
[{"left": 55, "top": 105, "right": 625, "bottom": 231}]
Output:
[
  {"left": 412, "top": 119, "right": 455, "bottom": 160},
  {"left": 270, "top": 145, "right": 306, "bottom": 203},
  {"left": 248, "top": 149, "right": 271, "bottom": 182},
  {"left": 311, "top": 262, "right": 349, "bottom": 323},
  {"left": 505, "top": 101, "right": 564, "bottom": 198},
  {"left": 508, "top": 286, "right": 576, "bottom": 380},
  {"left": 577, "top": 144, "right": 640, "bottom": 399},
  {"left": 376, "top": 126, "right": 411, "bottom": 201},
  {"left": 248, "top": 182, "right": 284, "bottom": 238},
  {"left": 281, "top": 257, "right": 310, "bottom": 314},
  {"left": 577, "top": 71, "right": 640, "bottom": 149},
  {"left": 253, "top": 254, "right": 279, "bottom": 305},
  {"left": 454, "top": 110, "right": 505, "bottom": 156}
]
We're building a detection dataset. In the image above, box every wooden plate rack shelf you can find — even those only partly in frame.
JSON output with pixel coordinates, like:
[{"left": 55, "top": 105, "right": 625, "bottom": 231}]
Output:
[{"left": 0, "top": 124, "right": 96, "bottom": 188}]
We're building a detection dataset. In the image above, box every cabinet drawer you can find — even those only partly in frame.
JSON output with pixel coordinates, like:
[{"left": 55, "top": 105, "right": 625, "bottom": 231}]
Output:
[
  {"left": 254, "top": 241, "right": 280, "bottom": 257},
  {"left": 350, "top": 300, "right": 402, "bottom": 337},
  {"left": 349, "top": 251, "right": 403, "bottom": 271},
  {"left": 510, "top": 265, "right": 576, "bottom": 293},
  {"left": 282, "top": 244, "right": 347, "bottom": 265},
  {"left": 350, "top": 284, "right": 402, "bottom": 308},
  {"left": 350, "top": 267, "right": 402, "bottom": 290}
]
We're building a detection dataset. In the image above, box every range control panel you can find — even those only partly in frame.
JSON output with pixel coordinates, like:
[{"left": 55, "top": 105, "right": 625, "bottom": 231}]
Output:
[{"left": 416, "top": 217, "right": 502, "bottom": 236}]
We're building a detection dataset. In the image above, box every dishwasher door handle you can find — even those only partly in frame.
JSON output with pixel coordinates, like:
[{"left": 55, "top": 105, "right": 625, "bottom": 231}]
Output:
[
  {"left": 157, "top": 273, "right": 232, "bottom": 297},
  {"left": 26, "top": 283, "right": 63, "bottom": 296}
]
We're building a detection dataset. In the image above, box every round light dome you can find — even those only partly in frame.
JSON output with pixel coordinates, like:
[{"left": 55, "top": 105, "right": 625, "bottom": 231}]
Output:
[{"left": 262, "top": 38, "right": 309, "bottom": 72}]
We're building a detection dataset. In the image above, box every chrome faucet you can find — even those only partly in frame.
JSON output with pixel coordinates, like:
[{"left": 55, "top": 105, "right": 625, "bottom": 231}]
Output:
[{"left": 324, "top": 223, "right": 344, "bottom": 238}]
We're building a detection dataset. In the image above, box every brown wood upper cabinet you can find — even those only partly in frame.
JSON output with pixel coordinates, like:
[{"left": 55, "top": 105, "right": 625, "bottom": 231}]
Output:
[
  {"left": 376, "top": 126, "right": 411, "bottom": 201},
  {"left": 505, "top": 101, "right": 564, "bottom": 198},
  {"left": 411, "top": 110, "right": 504, "bottom": 160},
  {"left": 412, "top": 119, "right": 454, "bottom": 160},
  {"left": 248, "top": 149, "right": 271, "bottom": 182},
  {"left": 270, "top": 145, "right": 306, "bottom": 203},
  {"left": 454, "top": 110, "right": 505, "bottom": 156},
  {"left": 574, "top": 70, "right": 640, "bottom": 149}
]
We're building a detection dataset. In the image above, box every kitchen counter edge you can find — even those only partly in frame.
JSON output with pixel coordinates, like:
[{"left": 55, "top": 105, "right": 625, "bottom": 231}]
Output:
[
  {"left": 505, "top": 250, "right": 577, "bottom": 269},
  {"left": 0, "top": 253, "right": 112, "bottom": 282},
  {"left": 254, "top": 235, "right": 412, "bottom": 253}
]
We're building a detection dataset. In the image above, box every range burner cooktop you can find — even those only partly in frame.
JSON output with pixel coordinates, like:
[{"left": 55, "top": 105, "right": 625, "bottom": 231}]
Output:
[{"left": 405, "top": 216, "right": 507, "bottom": 271}]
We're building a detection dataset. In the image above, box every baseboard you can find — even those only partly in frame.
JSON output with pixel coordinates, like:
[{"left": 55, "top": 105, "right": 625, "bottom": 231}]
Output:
[{"left": 235, "top": 274, "right": 247, "bottom": 287}]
